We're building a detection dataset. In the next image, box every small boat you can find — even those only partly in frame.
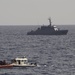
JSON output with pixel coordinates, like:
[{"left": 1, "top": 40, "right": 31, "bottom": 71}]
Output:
[
  {"left": 11, "top": 56, "right": 39, "bottom": 67},
  {"left": 0, "top": 60, "right": 13, "bottom": 68},
  {"left": 0, "top": 64, "right": 13, "bottom": 68}
]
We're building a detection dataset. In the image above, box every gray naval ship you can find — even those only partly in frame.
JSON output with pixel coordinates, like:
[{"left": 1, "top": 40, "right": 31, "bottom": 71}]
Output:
[{"left": 27, "top": 18, "right": 68, "bottom": 35}]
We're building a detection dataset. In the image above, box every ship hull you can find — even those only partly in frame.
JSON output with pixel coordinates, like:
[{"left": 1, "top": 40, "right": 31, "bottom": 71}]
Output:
[
  {"left": 27, "top": 30, "right": 68, "bottom": 35},
  {"left": 0, "top": 64, "right": 13, "bottom": 68}
]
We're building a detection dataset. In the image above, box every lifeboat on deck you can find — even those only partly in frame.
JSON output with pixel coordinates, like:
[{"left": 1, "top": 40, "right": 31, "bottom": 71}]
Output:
[{"left": 0, "top": 60, "right": 13, "bottom": 68}]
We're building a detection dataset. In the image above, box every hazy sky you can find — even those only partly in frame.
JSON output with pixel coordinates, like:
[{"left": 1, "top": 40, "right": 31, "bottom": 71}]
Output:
[{"left": 0, "top": 0, "right": 75, "bottom": 25}]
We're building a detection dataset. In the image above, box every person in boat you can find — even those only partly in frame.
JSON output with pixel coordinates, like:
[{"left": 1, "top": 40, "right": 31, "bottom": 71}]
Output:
[
  {"left": 0, "top": 60, "right": 7, "bottom": 65},
  {"left": 34, "top": 62, "right": 37, "bottom": 66},
  {"left": 30, "top": 62, "right": 37, "bottom": 66}
]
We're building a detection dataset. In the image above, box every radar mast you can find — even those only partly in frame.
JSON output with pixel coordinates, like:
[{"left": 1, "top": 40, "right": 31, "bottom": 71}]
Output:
[{"left": 48, "top": 18, "right": 52, "bottom": 26}]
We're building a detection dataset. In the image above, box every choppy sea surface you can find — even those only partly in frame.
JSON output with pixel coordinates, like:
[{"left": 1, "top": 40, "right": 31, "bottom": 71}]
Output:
[{"left": 0, "top": 25, "right": 75, "bottom": 75}]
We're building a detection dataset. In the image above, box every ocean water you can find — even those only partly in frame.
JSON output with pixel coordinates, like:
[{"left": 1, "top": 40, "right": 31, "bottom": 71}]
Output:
[{"left": 0, "top": 25, "right": 75, "bottom": 75}]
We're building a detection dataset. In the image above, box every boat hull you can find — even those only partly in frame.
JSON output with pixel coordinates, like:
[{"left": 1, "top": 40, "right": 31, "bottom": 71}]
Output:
[
  {"left": 27, "top": 30, "right": 68, "bottom": 35},
  {"left": 11, "top": 63, "right": 37, "bottom": 67},
  {"left": 0, "top": 64, "right": 13, "bottom": 68},
  {"left": 13, "top": 65, "right": 36, "bottom": 67},
  {"left": 11, "top": 63, "right": 38, "bottom": 67}
]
